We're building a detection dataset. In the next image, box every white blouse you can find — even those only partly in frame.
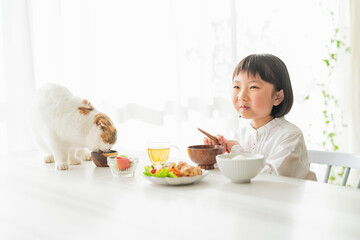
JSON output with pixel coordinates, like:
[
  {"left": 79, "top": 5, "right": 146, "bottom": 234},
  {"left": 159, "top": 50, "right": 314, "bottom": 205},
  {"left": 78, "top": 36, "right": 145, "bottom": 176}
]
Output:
[{"left": 231, "top": 117, "right": 317, "bottom": 181}]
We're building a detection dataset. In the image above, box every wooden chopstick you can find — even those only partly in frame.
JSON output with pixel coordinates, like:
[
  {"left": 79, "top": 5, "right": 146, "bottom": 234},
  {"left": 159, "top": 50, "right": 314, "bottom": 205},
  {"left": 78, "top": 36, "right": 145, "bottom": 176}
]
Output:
[{"left": 197, "top": 128, "right": 220, "bottom": 145}]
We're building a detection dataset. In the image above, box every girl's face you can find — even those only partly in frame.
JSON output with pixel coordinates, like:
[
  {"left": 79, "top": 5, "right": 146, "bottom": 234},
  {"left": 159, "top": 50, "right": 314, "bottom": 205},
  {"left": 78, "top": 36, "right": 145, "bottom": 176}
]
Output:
[{"left": 232, "top": 72, "right": 284, "bottom": 129}]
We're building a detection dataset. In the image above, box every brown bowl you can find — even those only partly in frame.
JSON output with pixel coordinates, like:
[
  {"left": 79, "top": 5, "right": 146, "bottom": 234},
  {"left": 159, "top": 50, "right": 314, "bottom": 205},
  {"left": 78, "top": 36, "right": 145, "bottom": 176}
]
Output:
[
  {"left": 91, "top": 150, "right": 117, "bottom": 167},
  {"left": 187, "top": 145, "right": 224, "bottom": 170}
]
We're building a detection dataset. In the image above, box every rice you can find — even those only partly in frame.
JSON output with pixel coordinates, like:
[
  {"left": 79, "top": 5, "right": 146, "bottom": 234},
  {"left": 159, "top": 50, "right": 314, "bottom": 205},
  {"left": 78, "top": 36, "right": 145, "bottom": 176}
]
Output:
[{"left": 232, "top": 155, "right": 253, "bottom": 160}]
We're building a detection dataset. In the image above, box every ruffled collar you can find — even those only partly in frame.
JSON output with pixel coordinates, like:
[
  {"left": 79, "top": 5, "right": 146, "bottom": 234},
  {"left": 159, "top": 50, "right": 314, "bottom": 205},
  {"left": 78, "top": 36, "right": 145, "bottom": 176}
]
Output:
[{"left": 249, "top": 117, "right": 285, "bottom": 134}]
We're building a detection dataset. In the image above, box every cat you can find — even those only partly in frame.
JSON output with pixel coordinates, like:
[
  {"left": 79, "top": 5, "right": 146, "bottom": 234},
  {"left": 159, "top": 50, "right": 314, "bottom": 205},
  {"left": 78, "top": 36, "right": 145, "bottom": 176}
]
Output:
[{"left": 28, "top": 83, "right": 117, "bottom": 170}]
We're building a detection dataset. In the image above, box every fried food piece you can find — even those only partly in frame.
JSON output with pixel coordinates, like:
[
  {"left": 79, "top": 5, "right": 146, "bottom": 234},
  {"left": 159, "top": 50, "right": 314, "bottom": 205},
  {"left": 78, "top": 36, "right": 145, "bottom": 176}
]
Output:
[
  {"left": 180, "top": 165, "right": 202, "bottom": 177},
  {"left": 169, "top": 167, "right": 182, "bottom": 177},
  {"left": 175, "top": 161, "right": 188, "bottom": 171},
  {"left": 164, "top": 162, "right": 176, "bottom": 169}
]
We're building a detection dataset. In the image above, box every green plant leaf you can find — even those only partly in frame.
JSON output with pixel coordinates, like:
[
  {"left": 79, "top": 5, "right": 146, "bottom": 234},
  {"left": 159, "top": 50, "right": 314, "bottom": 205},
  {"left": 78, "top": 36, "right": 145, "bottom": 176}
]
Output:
[
  {"left": 323, "top": 59, "right": 330, "bottom": 67},
  {"left": 336, "top": 40, "right": 341, "bottom": 48}
]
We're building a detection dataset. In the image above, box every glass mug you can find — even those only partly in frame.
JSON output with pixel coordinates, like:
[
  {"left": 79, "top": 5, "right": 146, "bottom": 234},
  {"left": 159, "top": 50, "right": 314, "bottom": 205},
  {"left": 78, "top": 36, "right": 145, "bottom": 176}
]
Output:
[{"left": 147, "top": 141, "right": 179, "bottom": 165}]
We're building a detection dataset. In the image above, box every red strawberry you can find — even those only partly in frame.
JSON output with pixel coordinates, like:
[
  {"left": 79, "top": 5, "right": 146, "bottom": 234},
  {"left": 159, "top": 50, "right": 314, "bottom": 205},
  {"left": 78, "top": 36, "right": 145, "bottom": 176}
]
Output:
[{"left": 116, "top": 157, "right": 131, "bottom": 170}]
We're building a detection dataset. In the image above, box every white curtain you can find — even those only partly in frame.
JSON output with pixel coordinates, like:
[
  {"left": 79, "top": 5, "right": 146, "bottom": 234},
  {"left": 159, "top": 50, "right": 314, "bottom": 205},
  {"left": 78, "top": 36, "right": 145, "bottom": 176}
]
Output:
[
  {"left": 350, "top": 0, "right": 360, "bottom": 154},
  {"left": 0, "top": 0, "right": 35, "bottom": 154},
  {"left": 0, "top": 0, "right": 355, "bottom": 160}
]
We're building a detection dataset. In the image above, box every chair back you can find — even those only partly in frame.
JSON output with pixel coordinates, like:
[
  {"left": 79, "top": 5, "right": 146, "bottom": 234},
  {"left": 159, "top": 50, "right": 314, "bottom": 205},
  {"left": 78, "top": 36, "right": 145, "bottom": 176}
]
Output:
[{"left": 308, "top": 150, "right": 360, "bottom": 188}]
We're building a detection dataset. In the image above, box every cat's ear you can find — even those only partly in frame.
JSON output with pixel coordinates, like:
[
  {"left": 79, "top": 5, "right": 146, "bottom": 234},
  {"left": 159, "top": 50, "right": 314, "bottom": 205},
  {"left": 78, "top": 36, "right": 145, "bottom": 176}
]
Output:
[
  {"left": 94, "top": 113, "right": 117, "bottom": 144},
  {"left": 78, "top": 99, "right": 94, "bottom": 115},
  {"left": 97, "top": 118, "right": 107, "bottom": 130}
]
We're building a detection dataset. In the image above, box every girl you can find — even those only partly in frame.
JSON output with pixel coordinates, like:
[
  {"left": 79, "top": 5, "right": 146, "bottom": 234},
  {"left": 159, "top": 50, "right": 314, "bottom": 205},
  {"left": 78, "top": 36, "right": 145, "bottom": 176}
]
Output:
[{"left": 204, "top": 54, "right": 316, "bottom": 180}]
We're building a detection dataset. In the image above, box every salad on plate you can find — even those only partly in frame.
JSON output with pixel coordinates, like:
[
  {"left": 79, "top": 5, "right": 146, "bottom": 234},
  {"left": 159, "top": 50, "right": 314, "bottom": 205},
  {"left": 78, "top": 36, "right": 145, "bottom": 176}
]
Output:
[{"left": 143, "top": 161, "right": 208, "bottom": 185}]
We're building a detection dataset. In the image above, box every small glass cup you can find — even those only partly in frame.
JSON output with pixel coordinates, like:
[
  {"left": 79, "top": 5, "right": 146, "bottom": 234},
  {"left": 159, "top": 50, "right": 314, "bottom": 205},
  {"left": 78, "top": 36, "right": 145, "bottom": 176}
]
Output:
[
  {"left": 107, "top": 155, "right": 139, "bottom": 177},
  {"left": 147, "top": 141, "right": 178, "bottom": 166}
]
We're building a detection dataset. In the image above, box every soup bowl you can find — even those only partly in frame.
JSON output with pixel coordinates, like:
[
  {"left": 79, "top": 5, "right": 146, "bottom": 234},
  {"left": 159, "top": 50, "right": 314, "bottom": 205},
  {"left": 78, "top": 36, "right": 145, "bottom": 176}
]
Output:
[
  {"left": 187, "top": 145, "right": 224, "bottom": 170},
  {"left": 216, "top": 153, "right": 265, "bottom": 183}
]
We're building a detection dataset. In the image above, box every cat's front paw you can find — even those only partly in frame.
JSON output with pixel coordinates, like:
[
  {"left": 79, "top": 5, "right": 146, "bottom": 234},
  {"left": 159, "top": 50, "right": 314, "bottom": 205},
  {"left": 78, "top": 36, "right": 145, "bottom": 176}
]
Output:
[
  {"left": 76, "top": 149, "right": 92, "bottom": 161},
  {"left": 44, "top": 155, "right": 54, "bottom": 163},
  {"left": 56, "top": 162, "right": 69, "bottom": 170},
  {"left": 69, "top": 156, "right": 82, "bottom": 165},
  {"left": 82, "top": 153, "right": 92, "bottom": 161}
]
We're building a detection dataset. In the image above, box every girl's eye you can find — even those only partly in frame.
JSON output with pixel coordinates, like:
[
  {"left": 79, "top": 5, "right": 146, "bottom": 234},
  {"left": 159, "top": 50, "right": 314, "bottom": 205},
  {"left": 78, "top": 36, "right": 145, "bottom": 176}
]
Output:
[
  {"left": 233, "top": 86, "right": 240, "bottom": 89},
  {"left": 250, "top": 86, "right": 258, "bottom": 89}
]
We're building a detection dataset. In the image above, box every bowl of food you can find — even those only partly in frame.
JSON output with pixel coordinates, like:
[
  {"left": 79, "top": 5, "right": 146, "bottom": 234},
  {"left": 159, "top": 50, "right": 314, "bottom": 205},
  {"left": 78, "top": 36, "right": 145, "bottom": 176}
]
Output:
[
  {"left": 108, "top": 155, "right": 139, "bottom": 177},
  {"left": 91, "top": 150, "right": 117, "bottom": 167},
  {"left": 187, "top": 145, "right": 224, "bottom": 170},
  {"left": 216, "top": 153, "right": 265, "bottom": 183}
]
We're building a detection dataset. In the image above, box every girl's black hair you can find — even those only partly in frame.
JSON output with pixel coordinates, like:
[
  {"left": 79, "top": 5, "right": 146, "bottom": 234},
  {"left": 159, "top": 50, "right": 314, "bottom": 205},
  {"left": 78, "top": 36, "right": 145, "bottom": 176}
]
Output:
[{"left": 232, "top": 54, "right": 294, "bottom": 117}]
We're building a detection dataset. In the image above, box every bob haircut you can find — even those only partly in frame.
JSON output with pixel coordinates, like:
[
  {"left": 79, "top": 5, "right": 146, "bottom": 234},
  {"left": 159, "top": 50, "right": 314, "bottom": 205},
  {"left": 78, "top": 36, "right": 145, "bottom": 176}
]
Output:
[{"left": 232, "top": 54, "right": 294, "bottom": 117}]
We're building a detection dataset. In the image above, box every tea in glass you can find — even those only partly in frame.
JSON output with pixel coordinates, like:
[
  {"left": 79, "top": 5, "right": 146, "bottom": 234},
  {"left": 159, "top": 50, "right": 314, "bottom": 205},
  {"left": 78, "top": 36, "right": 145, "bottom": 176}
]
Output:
[
  {"left": 147, "top": 141, "right": 178, "bottom": 165},
  {"left": 147, "top": 148, "right": 170, "bottom": 165}
]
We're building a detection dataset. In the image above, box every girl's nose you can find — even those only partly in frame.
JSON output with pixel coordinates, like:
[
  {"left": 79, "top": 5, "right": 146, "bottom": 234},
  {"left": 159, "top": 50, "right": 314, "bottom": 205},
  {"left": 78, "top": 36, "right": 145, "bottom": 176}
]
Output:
[{"left": 238, "top": 89, "right": 248, "bottom": 101}]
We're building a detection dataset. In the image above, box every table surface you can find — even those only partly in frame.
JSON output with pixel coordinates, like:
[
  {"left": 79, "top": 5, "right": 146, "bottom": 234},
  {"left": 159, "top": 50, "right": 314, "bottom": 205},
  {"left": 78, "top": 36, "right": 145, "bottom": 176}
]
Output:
[{"left": 1, "top": 150, "right": 360, "bottom": 240}]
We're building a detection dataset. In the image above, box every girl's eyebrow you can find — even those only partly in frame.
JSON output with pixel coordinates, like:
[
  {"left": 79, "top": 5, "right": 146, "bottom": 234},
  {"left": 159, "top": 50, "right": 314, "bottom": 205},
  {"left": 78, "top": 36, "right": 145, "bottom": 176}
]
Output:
[
  {"left": 249, "top": 79, "right": 261, "bottom": 83},
  {"left": 232, "top": 79, "right": 261, "bottom": 83}
]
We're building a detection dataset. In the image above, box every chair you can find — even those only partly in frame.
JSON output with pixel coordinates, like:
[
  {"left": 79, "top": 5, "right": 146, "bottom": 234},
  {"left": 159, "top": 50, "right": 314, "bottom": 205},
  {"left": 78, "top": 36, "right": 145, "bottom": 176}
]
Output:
[{"left": 308, "top": 150, "right": 360, "bottom": 188}]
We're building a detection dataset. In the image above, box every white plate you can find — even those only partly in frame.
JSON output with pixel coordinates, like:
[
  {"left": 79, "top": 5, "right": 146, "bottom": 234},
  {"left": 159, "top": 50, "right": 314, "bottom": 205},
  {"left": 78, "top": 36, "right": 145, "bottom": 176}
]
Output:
[{"left": 144, "top": 170, "right": 209, "bottom": 185}]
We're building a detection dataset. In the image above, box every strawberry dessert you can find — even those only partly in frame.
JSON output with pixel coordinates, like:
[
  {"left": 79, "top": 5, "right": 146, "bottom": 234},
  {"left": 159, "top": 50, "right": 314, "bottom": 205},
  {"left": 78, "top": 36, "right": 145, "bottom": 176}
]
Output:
[
  {"left": 108, "top": 154, "right": 139, "bottom": 177},
  {"left": 116, "top": 156, "right": 131, "bottom": 170}
]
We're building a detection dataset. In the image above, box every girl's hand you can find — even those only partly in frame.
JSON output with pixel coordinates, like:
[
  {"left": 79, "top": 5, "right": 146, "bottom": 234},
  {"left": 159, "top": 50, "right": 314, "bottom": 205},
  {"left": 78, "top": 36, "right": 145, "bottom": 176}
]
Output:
[
  {"left": 203, "top": 135, "right": 240, "bottom": 153},
  {"left": 224, "top": 139, "right": 240, "bottom": 153},
  {"left": 203, "top": 136, "right": 218, "bottom": 146}
]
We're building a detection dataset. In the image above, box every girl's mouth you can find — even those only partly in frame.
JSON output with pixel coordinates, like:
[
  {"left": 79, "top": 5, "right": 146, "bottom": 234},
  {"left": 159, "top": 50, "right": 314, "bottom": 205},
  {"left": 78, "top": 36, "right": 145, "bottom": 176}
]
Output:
[{"left": 240, "top": 105, "right": 249, "bottom": 110}]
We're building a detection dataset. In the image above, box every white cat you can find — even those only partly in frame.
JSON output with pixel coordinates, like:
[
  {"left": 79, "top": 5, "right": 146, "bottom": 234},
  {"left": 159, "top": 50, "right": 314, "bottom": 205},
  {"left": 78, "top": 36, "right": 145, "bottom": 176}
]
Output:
[{"left": 28, "top": 83, "right": 117, "bottom": 170}]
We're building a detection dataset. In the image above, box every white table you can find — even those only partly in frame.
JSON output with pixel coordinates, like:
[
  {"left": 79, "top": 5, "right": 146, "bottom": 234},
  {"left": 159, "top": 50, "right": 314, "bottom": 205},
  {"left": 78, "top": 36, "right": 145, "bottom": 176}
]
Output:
[{"left": 1, "top": 150, "right": 360, "bottom": 240}]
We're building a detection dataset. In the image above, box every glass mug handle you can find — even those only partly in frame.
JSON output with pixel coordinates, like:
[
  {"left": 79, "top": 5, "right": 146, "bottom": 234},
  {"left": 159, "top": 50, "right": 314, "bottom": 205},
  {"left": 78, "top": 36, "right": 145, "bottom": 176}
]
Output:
[{"left": 169, "top": 145, "right": 179, "bottom": 159}]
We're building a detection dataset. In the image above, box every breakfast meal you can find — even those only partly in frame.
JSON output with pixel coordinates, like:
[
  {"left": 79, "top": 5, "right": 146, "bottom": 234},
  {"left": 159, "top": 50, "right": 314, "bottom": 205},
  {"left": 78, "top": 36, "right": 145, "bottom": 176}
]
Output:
[{"left": 144, "top": 161, "right": 203, "bottom": 178}]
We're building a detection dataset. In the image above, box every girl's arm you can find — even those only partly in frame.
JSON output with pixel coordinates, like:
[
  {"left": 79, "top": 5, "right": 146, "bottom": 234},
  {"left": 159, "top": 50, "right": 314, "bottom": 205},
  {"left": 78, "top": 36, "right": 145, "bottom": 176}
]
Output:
[{"left": 260, "top": 130, "right": 316, "bottom": 180}]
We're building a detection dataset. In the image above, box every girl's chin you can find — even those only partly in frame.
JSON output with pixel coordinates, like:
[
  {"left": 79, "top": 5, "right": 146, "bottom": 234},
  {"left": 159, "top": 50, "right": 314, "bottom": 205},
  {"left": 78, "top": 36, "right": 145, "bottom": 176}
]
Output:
[
  {"left": 238, "top": 113, "right": 251, "bottom": 119},
  {"left": 238, "top": 110, "right": 251, "bottom": 118},
  {"left": 241, "top": 116, "right": 251, "bottom": 120}
]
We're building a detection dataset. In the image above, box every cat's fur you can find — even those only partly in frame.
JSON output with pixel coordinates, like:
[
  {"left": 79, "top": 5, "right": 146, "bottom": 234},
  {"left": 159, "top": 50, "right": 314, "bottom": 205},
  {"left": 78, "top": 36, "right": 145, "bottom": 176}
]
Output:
[{"left": 28, "top": 83, "right": 117, "bottom": 170}]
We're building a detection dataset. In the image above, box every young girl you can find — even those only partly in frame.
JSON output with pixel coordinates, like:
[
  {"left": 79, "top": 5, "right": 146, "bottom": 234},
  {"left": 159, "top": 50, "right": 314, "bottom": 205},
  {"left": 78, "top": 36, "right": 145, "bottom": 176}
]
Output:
[{"left": 204, "top": 54, "right": 317, "bottom": 181}]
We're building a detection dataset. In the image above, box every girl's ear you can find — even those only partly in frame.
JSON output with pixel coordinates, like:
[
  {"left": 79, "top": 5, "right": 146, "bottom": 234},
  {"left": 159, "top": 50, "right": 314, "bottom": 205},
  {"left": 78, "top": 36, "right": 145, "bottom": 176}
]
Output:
[{"left": 273, "top": 89, "right": 284, "bottom": 106}]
